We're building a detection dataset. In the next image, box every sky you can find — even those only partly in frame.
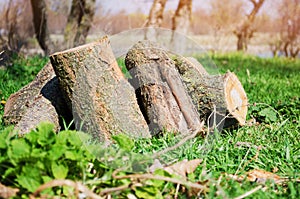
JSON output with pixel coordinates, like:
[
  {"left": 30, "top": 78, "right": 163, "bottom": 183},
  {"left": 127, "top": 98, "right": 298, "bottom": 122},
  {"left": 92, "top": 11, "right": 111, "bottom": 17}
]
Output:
[
  {"left": 98, "top": 0, "right": 211, "bottom": 14},
  {"left": 97, "top": 0, "right": 277, "bottom": 16},
  {"left": 0, "top": 0, "right": 278, "bottom": 17}
]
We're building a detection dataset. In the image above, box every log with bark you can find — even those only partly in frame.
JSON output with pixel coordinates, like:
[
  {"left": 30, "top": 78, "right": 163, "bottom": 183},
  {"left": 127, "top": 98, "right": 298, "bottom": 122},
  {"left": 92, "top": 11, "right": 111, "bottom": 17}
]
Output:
[
  {"left": 125, "top": 40, "right": 248, "bottom": 133},
  {"left": 173, "top": 56, "right": 248, "bottom": 128},
  {"left": 3, "top": 62, "right": 71, "bottom": 135},
  {"left": 125, "top": 40, "right": 203, "bottom": 135},
  {"left": 50, "top": 36, "right": 150, "bottom": 141}
]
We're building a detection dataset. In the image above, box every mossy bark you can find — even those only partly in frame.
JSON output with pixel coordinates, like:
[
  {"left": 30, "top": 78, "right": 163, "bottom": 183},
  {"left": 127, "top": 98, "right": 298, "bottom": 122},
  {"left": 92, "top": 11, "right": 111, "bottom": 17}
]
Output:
[{"left": 174, "top": 56, "right": 248, "bottom": 128}]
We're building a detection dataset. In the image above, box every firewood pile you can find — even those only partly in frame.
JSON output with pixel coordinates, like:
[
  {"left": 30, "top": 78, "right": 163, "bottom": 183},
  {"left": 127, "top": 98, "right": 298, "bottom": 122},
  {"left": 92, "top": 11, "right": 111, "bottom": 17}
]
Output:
[{"left": 3, "top": 36, "right": 248, "bottom": 142}]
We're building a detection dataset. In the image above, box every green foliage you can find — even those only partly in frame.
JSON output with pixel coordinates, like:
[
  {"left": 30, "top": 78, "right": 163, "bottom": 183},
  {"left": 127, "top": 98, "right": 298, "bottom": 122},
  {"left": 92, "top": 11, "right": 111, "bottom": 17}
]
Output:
[
  {"left": 112, "top": 133, "right": 135, "bottom": 151},
  {"left": 257, "top": 107, "right": 277, "bottom": 122},
  {"left": 0, "top": 122, "right": 104, "bottom": 195},
  {"left": 117, "top": 58, "right": 132, "bottom": 79}
]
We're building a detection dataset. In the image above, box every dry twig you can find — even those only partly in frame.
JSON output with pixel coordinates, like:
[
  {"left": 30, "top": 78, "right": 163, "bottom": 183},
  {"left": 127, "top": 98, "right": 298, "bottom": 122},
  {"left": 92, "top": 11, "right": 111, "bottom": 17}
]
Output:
[
  {"left": 112, "top": 169, "right": 209, "bottom": 193},
  {"left": 31, "top": 179, "right": 103, "bottom": 199},
  {"left": 100, "top": 184, "right": 130, "bottom": 195}
]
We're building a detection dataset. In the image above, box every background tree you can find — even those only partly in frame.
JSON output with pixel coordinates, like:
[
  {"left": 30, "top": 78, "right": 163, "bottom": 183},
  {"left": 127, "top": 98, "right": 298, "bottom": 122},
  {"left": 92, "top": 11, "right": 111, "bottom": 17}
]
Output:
[
  {"left": 0, "top": 0, "right": 33, "bottom": 64},
  {"left": 1, "top": 0, "right": 33, "bottom": 52},
  {"left": 30, "top": 0, "right": 96, "bottom": 54},
  {"left": 234, "top": 0, "right": 265, "bottom": 51},
  {"left": 30, "top": 0, "right": 54, "bottom": 55},
  {"left": 171, "top": 0, "right": 192, "bottom": 37},
  {"left": 47, "top": 1, "right": 69, "bottom": 34},
  {"left": 2, "top": 0, "right": 295, "bottom": 58},
  {"left": 209, "top": 0, "right": 245, "bottom": 51},
  {"left": 171, "top": 0, "right": 192, "bottom": 53},
  {"left": 144, "top": 0, "right": 167, "bottom": 39},
  {"left": 276, "top": 0, "right": 299, "bottom": 58},
  {"left": 64, "top": 0, "right": 96, "bottom": 48}
]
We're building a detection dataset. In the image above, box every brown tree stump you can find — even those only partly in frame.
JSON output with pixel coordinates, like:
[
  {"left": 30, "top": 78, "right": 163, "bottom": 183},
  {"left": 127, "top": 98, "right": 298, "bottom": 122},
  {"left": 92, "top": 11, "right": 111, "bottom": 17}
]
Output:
[
  {"left": 50, "top": 36, "right": 150, "bottom": 141},
  {"left": 174, "top": 56, "right": 248, "bottom": 128},
  {"left": 125, "top": 40, "right": 202, "bottom": 134}
]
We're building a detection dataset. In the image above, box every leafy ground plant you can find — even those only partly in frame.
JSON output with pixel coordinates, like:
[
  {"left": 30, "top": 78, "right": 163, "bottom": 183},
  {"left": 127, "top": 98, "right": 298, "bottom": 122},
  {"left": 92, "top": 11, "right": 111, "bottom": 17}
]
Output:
[
  {"left": 0, "top": 54, "right": 299, "bottom": 198},
  {"left": 0, "top": 123, "right": 105, "bottom": 196}
]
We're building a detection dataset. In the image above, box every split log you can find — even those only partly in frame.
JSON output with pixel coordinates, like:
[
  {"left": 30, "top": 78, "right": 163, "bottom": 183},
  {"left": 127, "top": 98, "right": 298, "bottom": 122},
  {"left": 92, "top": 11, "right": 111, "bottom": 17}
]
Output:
[
  {"left": 50, "top": 36, "right": 150, "bottom": 141},
  {"left": 3, "top": 62, "right": 70, "bottom": 134},
  {"left": 174, "top": 56, "right": 248, "bottom": 128},
  {"left": 125, "top": 40, "right": 202, "bottom": 134}
]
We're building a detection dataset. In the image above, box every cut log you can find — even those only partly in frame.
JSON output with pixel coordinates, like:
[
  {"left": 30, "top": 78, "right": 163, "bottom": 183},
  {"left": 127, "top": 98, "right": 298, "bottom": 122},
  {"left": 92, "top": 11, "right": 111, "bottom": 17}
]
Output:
[
  {"left": 174, "top": 56, "right": 248, "bottom": 128},
  {"left": 50, "top": 36, "right": 150, "bottom": 141},
  {"left": 14, "top": 95, "right": 60, "bottom": 134},
  {"left": 3, "top": 62, "right": 70, "bottom": 134},
  {"left": 125, "top": 40, "right": 202, "bottom": 134}
]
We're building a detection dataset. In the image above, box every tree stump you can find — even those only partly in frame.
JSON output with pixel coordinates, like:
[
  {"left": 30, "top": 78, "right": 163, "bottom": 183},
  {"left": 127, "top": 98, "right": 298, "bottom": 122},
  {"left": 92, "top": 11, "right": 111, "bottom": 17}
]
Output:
[
  {"left": 50, "top": 36, "right": 150, "bottom": 141},
  {"left": 125, "top": 40, "right": 202, "bottom": 134},
  {"left": 3, "top": 62, "right": 70, "bottom": 134},
  {"left": 174, "top": 56, "right": 248, "bottom": 128}
]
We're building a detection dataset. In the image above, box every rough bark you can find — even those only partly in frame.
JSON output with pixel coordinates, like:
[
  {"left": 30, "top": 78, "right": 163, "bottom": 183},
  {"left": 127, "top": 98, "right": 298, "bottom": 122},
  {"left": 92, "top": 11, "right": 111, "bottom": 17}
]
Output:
[
  {"left": 144, "top": 0, "right": 167, "bottom": 39},
  {"left": 125, "top": 40, "right": 202, "bottom": 135},
  {"left": 30, "top": 0, "right": 54, "bottom": 55},
  {"left": 64, "top": 0, "right": 96, "bottom": 48},
  {"left": 174, "top": 56, "right": 248, "bottom": 128},
  {"left": 14, "top": 95, "right": 60, "bottom": 135},
  {"left": 234, "top": 0, "right": 265, "bottom": 51},
  {"left": 171, "top": 0, "right": 192, "bottom": 52},
  {"left": 3, "top": 63, "right": 70, "bottom": 135},
  {"left": 50, "top": 36, "right": 150, "bottom": 141}
]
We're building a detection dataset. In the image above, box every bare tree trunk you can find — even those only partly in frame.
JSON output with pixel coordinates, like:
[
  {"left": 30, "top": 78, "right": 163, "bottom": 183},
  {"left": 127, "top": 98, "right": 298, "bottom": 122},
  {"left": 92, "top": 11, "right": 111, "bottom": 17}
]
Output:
[
  {"left": 234, "top": 0, "right": 265, "bottom": 51},
  {"left": 171, "top": 0, "right": 192, "bottom": 53},
  {"left": 64, "top": 0, "right": 96, "bottom": 48},
  {"left": 30, "top": 0, "right": 54, "bottom": 55},
  {"left": 279, "top": 0, "right": 300, "bottom": 58},
  {"left": 172, "top": 0, "right": 192, "bottom": 35},
  {"left": 144, "top": 0, "right": 167, "bottom": 39}
]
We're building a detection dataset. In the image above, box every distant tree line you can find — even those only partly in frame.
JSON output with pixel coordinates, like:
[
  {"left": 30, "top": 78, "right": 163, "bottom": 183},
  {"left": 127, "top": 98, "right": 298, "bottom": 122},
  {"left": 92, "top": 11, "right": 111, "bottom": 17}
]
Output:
[{"left": 0, "top": 0, "right": 298, "bottom": 58}]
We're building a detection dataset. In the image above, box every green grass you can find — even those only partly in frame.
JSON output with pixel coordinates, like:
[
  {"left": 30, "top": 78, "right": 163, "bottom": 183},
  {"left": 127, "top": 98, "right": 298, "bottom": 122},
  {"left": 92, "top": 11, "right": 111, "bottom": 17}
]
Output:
[
  {"left": 135, "top": 54, "right": 300, "bottom": 198},
  {"left": 0, "top": 54, "right": 299, "bottom": 198}
]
